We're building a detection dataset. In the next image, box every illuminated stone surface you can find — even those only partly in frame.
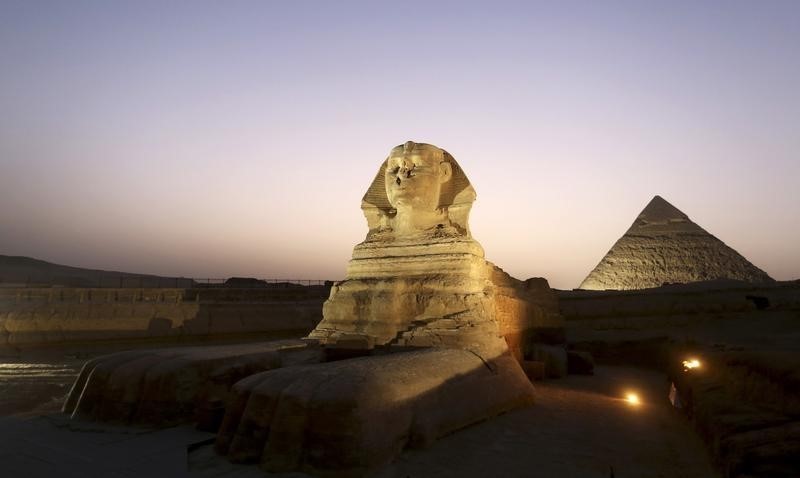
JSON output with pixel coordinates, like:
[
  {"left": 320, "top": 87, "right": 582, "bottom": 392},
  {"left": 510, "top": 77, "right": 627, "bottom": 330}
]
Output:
[
  {"left": 308, "top": 141, "right": 562, "bottom": 360},
  {"left": 214, "top": 142, "right": 561, "bottom": 475},
  {"left": 579, "top": 195, "right": 773, "bottom": 290},
  {"left": 216, "top": 349, "right": 534, "bottom": 475},
  {"left": 65, "top": 141, "right": 561, "bottom": 476},
  {"left": 62, "top": 340, "right": 319, "bottom": 426}
]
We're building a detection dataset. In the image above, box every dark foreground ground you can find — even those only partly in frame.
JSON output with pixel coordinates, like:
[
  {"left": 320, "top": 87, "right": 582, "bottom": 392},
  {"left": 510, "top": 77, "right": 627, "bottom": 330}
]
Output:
[
  {"left": 0, "top": 333, "right": 304, "bottom": 417},
  {"left": 0, "top": 360, "right": 717, "bottom": 478}
]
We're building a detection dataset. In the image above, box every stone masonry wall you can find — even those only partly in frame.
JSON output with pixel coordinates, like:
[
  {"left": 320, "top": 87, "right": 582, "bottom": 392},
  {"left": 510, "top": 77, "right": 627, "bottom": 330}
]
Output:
[{"left": 0, "top": 286, "right": 329, "bottom": 347}]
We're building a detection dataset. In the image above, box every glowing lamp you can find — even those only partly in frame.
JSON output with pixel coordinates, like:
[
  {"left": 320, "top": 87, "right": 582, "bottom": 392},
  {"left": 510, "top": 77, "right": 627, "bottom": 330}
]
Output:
[
  {"left": 625, "top": 392, "right": 640, "bottom": 406},
  {"left": 682, "top": 358, "right": 701, "bottom": 371}
]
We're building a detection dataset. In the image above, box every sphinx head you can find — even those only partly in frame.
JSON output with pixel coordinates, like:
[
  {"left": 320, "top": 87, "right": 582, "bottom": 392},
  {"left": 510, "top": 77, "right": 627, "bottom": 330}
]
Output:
[
  {"left": 384, "top": 141, "right": 453, "bottom": 213},
  {"left": 361, "top": 141, "right": 476, "bottom": 240}
]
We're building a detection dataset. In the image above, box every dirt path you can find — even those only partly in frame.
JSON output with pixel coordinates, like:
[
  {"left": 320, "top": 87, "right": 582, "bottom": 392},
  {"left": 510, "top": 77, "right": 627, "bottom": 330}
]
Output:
[{"left": 376, "top": 366, "right": 718, "bottom": 478}]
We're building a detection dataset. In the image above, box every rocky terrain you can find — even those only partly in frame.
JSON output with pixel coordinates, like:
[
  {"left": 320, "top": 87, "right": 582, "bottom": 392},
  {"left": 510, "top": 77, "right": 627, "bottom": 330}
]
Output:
[{"left": 561, "top": 280, "right": 800, "bottom": 477}]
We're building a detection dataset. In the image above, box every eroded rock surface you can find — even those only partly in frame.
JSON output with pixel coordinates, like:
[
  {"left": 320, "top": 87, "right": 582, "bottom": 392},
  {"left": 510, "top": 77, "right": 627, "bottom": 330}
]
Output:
[
  {"left": 580, "top": 195, "right": 773, "bottom": 290},
  {"left": 308, "top": 141, "right": 562, "bottom": 360},
  {"left": 215, "top": 348, "right": 534, "bottom": 476},
  {"left": 206, "top": 141, "right": 561, "bottom": 475},
  {"left": 671, "top": 350, "right": 800, "bottom": 478},
  {"left": 562, "top": 280, "right": 800, "bottom": 476},
  {"left": 0, "top": 286, "right": 327, "bottom": 348},
  {"left": 63, "top": 340, "right": 319, "bottom": 426}
]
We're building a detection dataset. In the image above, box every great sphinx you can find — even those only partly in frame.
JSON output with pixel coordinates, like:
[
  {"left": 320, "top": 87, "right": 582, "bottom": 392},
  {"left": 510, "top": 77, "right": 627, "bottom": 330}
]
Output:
[
  {"left": 309, "top": 140, "right": 561, "bottom": 359},
  {"left": 64, "top": 141, "right": 563, "bottom": 477}
]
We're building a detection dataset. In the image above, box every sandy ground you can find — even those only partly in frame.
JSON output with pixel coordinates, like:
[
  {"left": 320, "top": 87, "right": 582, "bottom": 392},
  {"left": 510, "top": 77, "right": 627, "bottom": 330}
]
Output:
[
  {"left": 0, "top": 365, "right": 718, "bottom": 478},
  {"left": 375, "top": 367, "right": 718, "bottom": 478}
]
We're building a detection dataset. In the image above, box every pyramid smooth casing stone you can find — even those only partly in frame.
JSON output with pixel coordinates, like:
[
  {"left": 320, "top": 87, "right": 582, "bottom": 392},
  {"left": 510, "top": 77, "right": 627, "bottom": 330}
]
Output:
[{"left": 580, "top": 195, "right": 774, "bottom": 290}]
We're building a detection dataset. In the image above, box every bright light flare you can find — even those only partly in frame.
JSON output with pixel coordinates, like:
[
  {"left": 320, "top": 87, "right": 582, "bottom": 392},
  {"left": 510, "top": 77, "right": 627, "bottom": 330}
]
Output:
[
  {"left": 682, "top": 358, "right": 701, "bottom": 371},
  {"left": 625, "top": 392, "right": 640, "bottom": 406}
]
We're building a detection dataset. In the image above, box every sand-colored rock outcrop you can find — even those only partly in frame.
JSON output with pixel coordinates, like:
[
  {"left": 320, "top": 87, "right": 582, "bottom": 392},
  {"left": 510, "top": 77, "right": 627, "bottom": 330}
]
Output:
[
  {"left": 561, "top": 280, "right": 800, "bottom": 477},
  {"left": 63, "top": 340, "right": 320, "bottom": 426},
  {"left": 308, "top": 141, "right": 562, "bottom": 360},
  {"left": 215, "top": 349, "right": 534, "bottom": 476},
  {"left": 214, "top": 141, "right": 561, "bottom": 475},
  {"left": 579, "top": 195, "right": 773, "bottom": 290}
]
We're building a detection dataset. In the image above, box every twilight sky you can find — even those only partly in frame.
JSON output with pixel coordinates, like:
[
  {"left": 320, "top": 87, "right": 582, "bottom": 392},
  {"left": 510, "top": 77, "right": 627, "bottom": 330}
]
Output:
[{"left": 1, "top": 1, "right": 798, "bottom": 289}]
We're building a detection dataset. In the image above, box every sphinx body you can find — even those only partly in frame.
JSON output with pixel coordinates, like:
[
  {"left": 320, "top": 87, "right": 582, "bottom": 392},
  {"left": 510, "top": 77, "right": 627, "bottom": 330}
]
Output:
[
  {"left": 65, "top": 142, "right": 563, "bottom": 477},
  {"left": 218, "top": 141, "right": 562, "bottom": 474},
  {"left": 308, "top": 141, "right": 562, "bottom": 360}
]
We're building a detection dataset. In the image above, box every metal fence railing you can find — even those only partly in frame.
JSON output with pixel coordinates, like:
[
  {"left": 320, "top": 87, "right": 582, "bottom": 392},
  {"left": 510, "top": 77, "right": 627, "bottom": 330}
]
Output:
[
  {"left": 0, "top": 276, "right": 334, "bottom": 289},
  {"left": 193, "top": 278, "right": 332, "bottom": 288}
]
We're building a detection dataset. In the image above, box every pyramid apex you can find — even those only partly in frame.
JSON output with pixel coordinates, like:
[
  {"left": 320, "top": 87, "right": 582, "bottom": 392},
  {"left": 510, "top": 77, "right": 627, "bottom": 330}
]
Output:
[{"left": 637, "top": 195, "right": 689, "bottom": 224}]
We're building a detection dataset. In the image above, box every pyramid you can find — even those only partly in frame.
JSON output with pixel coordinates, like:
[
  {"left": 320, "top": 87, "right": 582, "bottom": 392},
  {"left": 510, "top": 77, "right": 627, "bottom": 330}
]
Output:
[{"left": 579, "top": 195, "right": 773, "bottom": 290}]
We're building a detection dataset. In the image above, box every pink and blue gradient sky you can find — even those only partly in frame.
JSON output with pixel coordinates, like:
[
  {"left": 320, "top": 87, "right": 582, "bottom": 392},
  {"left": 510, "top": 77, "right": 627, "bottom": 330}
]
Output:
[{"left": 1, "top": 1, "right": 798, "bottom": 289}]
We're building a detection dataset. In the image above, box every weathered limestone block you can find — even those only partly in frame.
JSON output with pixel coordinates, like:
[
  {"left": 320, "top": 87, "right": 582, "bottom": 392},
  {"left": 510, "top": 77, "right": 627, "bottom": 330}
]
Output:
[
  {"left": 0, "top": 287, "right": 327, "bottom": 348},
  {"left": 215, "top": 348, "right": 535, "bottom": 477},
  {"left": 308, "top": 141, "right": 562, "bottom": 360},
  {"left": 670, "top": 349, "right": 800, "bottom": 477},
  {"left": 63, "top": 340, "right": 320, "bottom": 426},
  {"left": 530, "top": 344, "right": 568, "bottom": 378}
]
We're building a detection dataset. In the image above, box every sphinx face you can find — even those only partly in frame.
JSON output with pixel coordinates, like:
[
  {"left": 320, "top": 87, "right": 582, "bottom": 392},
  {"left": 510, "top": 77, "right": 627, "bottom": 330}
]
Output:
[{"left": 384, "top": 146, "right": 450, "bottom": 212}]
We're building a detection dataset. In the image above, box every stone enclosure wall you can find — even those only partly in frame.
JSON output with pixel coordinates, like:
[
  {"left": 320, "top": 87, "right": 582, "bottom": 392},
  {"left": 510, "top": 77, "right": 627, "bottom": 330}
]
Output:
[
  {"left": 559, "top": 280, "right": 800, "bottom": 368},
  {"left": 559, "top": 281, "right": 800, "bottom": 337},
  {"left": 0, "top": 286, "right": 330, "bottom": 347},
  {"left": 559, "top": 281, "right": 800, "bottom": 476}
]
